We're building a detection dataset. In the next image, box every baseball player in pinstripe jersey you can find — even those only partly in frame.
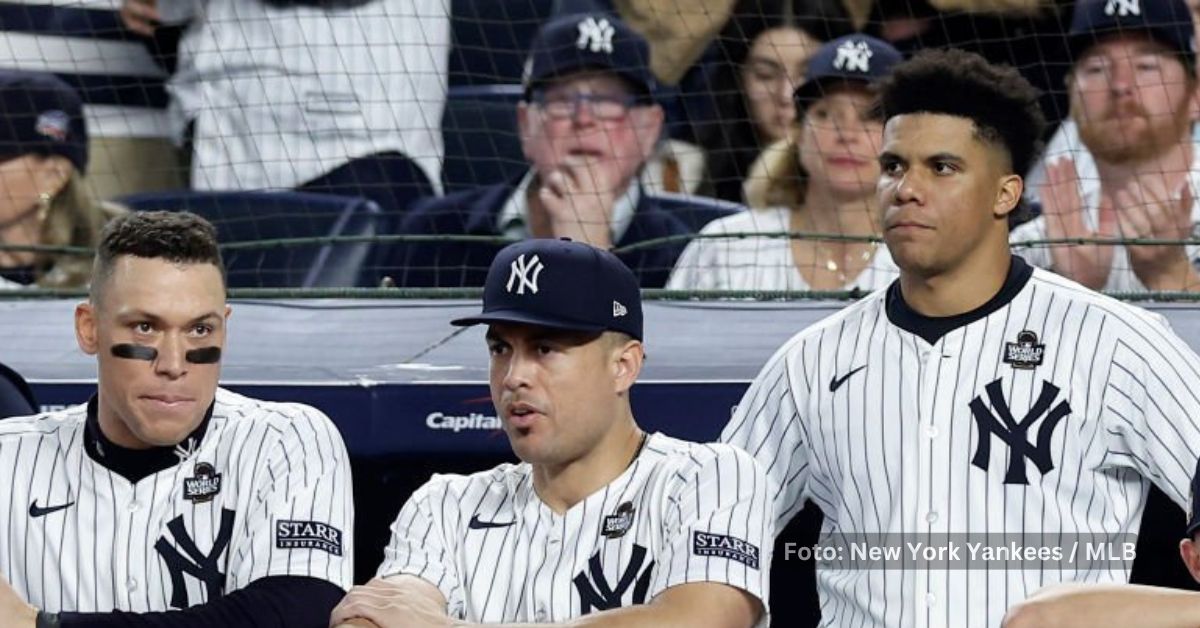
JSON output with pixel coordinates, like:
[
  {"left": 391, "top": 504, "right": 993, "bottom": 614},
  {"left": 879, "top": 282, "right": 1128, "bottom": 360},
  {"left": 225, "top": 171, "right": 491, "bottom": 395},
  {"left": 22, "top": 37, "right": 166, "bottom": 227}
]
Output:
[
  {"left": 331, "top": 238, "right": 773, "bottom": 628},
  {"left": 724, "top": 49, "right": 1200, "bottom": 628},
  {"left": 0, "top": 211, "right": 354, "bottom": 627}
]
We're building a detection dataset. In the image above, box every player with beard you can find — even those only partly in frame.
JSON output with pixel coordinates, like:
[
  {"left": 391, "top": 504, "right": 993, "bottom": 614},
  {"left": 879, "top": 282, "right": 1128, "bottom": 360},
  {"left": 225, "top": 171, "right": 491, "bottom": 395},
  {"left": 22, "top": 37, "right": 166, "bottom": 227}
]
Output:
[{"left": 1011, "top": 0, "right": 1200, "bottom": 292}]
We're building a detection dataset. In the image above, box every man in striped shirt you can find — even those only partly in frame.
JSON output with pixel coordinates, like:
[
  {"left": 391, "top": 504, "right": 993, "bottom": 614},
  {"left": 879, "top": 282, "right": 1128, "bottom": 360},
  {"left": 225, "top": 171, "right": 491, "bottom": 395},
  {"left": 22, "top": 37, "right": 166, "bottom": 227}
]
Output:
[
  {"left": 331, "top": 238, "right": 773, "bottom": 627},
  {"left": 723, "top": 48, "right": 1200, "bottom": 628},
  {"left": 0, "top": 210, "right": 353, "bottom": 627}
]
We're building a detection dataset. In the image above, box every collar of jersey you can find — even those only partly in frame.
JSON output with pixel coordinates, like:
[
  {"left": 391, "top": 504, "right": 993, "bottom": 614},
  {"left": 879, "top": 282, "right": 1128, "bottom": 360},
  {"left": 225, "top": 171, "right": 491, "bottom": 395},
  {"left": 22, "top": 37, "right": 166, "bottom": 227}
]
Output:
[
  {"left": 83, "top": 394, "right": 215, "bottom": 483},
  {"left": 885, "top": 255, "right": 1033, "bottom": 346}
]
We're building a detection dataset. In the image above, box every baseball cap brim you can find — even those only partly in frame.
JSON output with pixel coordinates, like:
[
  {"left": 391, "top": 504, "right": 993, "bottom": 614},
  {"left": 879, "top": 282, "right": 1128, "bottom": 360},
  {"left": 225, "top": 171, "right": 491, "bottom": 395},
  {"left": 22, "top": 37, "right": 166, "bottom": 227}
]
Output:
[
  {"left": 524, "top": 64, "right": 655, "bottom": 99},
  {"left": 451, "top": 308, "right": 607, "bottom": 334},
  {"left": 794, "top": 77, "right": 873, "bottom": 112},
  {"left": 1068, "top": 28, "right": 1195, "bottom": 68}
]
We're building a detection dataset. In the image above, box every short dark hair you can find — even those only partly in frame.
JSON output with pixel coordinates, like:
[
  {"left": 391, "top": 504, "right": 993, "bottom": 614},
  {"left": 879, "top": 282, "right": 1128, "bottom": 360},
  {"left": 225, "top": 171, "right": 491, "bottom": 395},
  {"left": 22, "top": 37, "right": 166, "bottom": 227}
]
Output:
[
  {"left": 874, "top": 49, "right": 1046, "bottom": 221},
  {"left": 90, "top": 211, "right": 225, "bottom": 301}
]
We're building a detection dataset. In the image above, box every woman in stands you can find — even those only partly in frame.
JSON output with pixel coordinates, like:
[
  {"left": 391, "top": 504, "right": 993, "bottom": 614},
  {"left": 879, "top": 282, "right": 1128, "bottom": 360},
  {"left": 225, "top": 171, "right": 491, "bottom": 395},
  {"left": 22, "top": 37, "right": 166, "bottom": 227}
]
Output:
[
  {"left": 694, "top": 0, "right": 847, "bottom": 203},
  {"left": 668, "top": 34, "right": 900, "bottom": 292},
  {"left": 0, "top": 72, "right": 122, "bottom": 290}
]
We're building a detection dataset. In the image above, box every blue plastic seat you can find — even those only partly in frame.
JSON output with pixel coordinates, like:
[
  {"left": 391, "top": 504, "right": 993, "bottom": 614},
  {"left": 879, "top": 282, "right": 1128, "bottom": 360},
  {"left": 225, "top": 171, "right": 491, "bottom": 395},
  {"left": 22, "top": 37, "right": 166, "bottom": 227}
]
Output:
[{"left": 119, "top": 190, "right": 383, "bottom": 288}]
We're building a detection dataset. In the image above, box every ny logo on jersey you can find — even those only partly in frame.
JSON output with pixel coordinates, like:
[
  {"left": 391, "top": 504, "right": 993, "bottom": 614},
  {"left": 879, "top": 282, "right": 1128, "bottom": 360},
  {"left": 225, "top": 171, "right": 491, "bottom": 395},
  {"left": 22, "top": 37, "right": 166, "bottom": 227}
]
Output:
[
  {"left": 833, "top": 40, "right": 873, "bottom": 73},
  {"left": 1104, "top": 0, "right": 1140, "bottom": 17},
  {"left": 154, "top": 508, "right": 235, "bottom": 608},
  {"left": 576, "top": 17, "right": 615, "bottom": 54},
  {"left": 969, "top": 379, "right": 1072, "bottom": 485},
  {"left": 507, "top": 254, "right": 544, "bottom": 295},
  {"left": 574, "top": 543, "right": 655, "bottom": 614}
]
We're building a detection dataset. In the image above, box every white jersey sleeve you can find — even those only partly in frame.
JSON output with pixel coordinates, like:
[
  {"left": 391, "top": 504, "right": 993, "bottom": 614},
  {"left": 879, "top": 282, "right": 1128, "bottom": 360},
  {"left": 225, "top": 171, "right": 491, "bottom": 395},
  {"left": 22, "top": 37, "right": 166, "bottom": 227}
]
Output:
[
  {"left": 377, "top": 474, "right": 466, "bottom": 614},
  {"left": 1101, "top": 315, "right": 1200, "bottom": 509},
  {"left": 651, "top": 444, "right": 773, "bottom": 610},
  {"left": 226, "top": 404, "right": 354, "bottom": 591},
  {"left": 721, "top": 334, "right": 812, "bottom": 531}
]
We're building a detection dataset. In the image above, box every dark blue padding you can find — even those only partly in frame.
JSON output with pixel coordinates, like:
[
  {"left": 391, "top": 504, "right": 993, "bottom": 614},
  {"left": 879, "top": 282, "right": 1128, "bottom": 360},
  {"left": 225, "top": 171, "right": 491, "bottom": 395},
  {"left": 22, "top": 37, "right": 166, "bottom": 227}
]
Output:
[
  {"left": 442, "top": 85, "right": 526, "bottom": 192},
  {"left": 119, "top": 190, "right": 382, "bottom": 288},
  {"left": 448, "top": 0, "right": 552, "bottom": 86},
  {"left": 0, "top": 362, "right": 36, "bottom": 418}
]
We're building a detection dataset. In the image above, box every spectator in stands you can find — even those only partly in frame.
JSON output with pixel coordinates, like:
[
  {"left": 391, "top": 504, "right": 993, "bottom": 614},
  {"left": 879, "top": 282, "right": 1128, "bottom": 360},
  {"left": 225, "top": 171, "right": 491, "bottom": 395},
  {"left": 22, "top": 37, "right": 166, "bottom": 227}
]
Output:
[
  {"left": 384, "top": 13, "right": 741, "bottom": 289},
  {"left": 668, "top": 35, "right": 900, "bottom": 291},
  {"left": 119, "top": 0, "right": 448, "bottom": 216},
  {"left": 0, "top": 72, "right": 123, "bottom": 289},
  {"left": 694, "top": 1, "right": 847, "bottom": 203},
  {"left": 0, "top": 0, "right": 184, "bottom": 200},
  {"left": 1011, "top": 0, "right": 1200, "bottom": 292}
]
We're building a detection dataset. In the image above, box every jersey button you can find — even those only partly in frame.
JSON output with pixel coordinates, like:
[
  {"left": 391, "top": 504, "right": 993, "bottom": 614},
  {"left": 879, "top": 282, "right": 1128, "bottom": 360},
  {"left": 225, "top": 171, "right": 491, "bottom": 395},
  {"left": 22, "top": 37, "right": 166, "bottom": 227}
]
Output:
[
  {"left": 924, "top": 425, "right": 939, "bottom": 439},
  {"left": 126, "top": 578, "right": 138, "bottom": 592},
  {"left": 128, "top": 501, "right": 141, "bottom": 512},
  {"left": 925, "top": 592, "right": 936, "bottom": 607},
  {"left": 925, "top": 511, "right": 938, "bottom": 524}
]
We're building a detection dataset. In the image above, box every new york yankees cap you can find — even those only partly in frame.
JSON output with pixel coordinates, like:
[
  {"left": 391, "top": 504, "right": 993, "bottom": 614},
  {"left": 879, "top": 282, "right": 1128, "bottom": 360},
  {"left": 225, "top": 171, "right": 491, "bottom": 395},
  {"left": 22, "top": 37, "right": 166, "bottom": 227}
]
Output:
[
  {"left": 0, "top": 71, "right": 87, "bottom": 173},
  {"left": 522, "top": 12, "right": 656, "bottom": 101},
  {"left": 451, "top": 239, "right": 644, "bottom": 341},
  {"left": 793, "top": 34, "right": 903, "bottom": 114},
  {"left": 1068, "top": 0, "right": 1195, "bottom": 69}
]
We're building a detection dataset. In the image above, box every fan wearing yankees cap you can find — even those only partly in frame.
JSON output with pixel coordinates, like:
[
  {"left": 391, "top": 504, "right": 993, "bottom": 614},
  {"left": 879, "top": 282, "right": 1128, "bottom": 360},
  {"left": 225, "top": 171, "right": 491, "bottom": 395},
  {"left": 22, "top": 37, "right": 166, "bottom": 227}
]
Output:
[
  {"left": 0, "top": 70, "right": 123, "bottom": 290},
  {"left": 380, "top": 12, "right": 742, "bottom": 289},
  {"left": 1002, "top": 456, "right": 1200, "bottom": 628},
  {"left": 331, "top": 238, "right": 773, "bottom": 628},
  {"left": 668, "top": 34, "right": 903, "bottom": 292},
  {"left": 1013, "top": 0, "right": 1200, "bottom": 292}
]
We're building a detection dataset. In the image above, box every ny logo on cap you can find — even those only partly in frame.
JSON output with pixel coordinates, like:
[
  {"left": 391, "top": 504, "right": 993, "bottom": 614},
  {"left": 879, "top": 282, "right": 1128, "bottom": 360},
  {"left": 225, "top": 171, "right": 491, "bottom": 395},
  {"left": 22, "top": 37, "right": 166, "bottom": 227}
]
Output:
[
  {"left": 577, "top": 17, "right": 615, "bottom": 54},
  {"left": 1104, "top": 0, "right": 1140, "bottom": 16},
  {"left": 833, "top": 40, "right": 873, "bottom": 73},
  {"left": 506, "top": 253, "right": 545, "bottom": 295}
]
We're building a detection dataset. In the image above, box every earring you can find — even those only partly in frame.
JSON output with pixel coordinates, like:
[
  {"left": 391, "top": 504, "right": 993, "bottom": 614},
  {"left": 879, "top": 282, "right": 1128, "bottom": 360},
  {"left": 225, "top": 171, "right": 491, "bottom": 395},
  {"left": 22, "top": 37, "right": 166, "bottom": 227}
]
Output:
[{"left": 36, "top": 192, "right": 51, "bottom": 221}]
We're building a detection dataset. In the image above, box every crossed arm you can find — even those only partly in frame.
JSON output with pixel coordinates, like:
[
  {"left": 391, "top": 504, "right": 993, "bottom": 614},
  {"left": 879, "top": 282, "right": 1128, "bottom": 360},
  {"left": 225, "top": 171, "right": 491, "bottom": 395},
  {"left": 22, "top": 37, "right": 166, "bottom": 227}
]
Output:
[
  {"left": 330, "top": 575, "right": 762, "bottom": 628},
  {"left": 1002, "top": 583, "right": 1200, "bottom": 628}
]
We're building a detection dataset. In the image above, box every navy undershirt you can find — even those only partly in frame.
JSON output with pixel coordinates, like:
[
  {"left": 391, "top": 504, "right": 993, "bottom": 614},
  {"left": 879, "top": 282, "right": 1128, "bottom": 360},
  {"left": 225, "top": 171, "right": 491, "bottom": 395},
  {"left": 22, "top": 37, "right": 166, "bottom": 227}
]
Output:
[{"left": 885, "top": 255, "right": 1034, "bottom": 345}]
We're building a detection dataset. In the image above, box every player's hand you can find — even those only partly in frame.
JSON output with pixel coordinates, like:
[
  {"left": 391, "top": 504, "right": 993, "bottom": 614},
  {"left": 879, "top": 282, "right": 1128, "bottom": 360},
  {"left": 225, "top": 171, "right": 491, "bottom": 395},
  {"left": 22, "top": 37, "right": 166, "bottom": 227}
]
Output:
[
  {"left": 538, "top": 155, "right": 618, "bottom": 248},
  {"left": 330, "top": 578, "right": 457, "bottom": 628},
  {"left": 0, "top": 576, "right": 38, "bottom": 628},
  {"left": 119, "top": 0, "right": 159, "bottom": 37},
  {"left": 1039, "top": 157, "right": 1114, "bottom": 289},
  {"left": 1111, "top": 179, "right": 1200, "bottom": 291}
]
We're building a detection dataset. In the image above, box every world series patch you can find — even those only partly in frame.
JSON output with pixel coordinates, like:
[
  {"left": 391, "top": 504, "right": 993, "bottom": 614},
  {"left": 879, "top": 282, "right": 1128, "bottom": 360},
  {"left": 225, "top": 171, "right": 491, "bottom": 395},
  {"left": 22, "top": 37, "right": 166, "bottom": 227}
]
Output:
[
  {"left": 183, "top": 462, "right": 222, "bottom": 503},
  {"left": 1004, "top": 330, "right": 1044, "bottom": 369},
  {"left": 601, "top": 501, "right": 635, "bottom": 539},
  {"left": 275, "top": 520, "right": 343, "bottom": 556},
  {"left": 692, "top": 531, "right": 760, "bottom": 569}
]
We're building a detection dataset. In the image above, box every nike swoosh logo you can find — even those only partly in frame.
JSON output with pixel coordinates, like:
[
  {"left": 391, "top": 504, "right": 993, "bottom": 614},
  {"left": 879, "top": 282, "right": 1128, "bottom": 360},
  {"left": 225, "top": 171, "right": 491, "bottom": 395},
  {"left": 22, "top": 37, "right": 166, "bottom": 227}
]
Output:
[
  {"left": 468, "top": 514, "right": 514, "bottom": 530},
  {"left": 829, "top": 365, "right": 867, "bottom": 393},
  {"left": 29, "top": 500, "right": 75, "bottom": 518}
]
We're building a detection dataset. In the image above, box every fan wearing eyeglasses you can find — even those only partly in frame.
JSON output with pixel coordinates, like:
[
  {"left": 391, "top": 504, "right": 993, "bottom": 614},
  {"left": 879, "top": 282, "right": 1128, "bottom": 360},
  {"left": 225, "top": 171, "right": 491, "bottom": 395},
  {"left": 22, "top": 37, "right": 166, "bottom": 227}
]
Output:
[{"left": 381, "top": 12, "right": 744, "bottom": 289}]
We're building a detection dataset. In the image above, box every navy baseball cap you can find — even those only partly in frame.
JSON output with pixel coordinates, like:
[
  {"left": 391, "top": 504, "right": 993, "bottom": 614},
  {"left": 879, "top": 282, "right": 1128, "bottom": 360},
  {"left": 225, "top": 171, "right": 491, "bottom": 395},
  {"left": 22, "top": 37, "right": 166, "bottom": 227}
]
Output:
[
  {"left": 0, "top": 71, "right": 87, "bottom": 174},
  {"left": 451, "top": 239, "right": 643, "bottom": 341},
  {"left": 1068, "top": 0, "right": 1195, "bottom": 69},
  {"left": 522, "top": 13, "right": 656, "bottom": 100},
  {"left": 1188, "top": 456, "right": 1200, "bottom": 538},
  {"left": 793, "top": 34, "right": 903, "bottom": 113}
]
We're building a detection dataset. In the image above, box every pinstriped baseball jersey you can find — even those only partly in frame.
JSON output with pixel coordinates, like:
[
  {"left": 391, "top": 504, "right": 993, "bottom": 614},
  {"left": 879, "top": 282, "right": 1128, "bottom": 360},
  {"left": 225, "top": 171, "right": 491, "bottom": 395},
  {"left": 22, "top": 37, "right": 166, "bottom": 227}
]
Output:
[
  {"left": 377, "top": 433, "right": 773, "bottom": 624},
  {"left": 0, "top": 387, "right": 353, "bottom": 612},
  {"left": 723, "top": 258, "right": 1200, "bottom": 628}
]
